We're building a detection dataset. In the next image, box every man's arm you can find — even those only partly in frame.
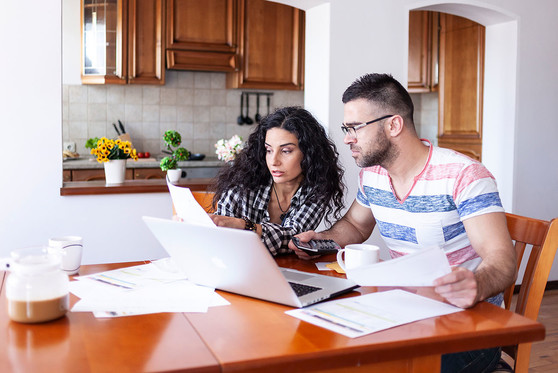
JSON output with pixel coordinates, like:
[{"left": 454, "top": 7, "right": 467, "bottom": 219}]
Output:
[
  {"left": 289, "top": 200, "right": 376, "bottom": 257},
  {"left": 433, "top": 212, "right": 517, "bottom": 308}
]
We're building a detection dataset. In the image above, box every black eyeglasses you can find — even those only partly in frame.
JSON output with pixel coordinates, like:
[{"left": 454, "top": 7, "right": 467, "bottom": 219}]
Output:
[{"left": 341, "top": 114, "right": 394, "bottom": 138}]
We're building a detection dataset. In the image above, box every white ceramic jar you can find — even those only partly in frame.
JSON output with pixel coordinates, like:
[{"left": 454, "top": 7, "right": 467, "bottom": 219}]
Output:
[{"left": 6, "top": 247, "right": 70, "bottom": 323}]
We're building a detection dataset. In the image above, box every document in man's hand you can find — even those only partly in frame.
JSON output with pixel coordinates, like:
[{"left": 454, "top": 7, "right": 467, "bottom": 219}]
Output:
[
  {"left": 286, "top": 289, "right": 462, "bottom": 338},
  {"left": 167, "top": 179, "right": 215, "bottom": 227},
  {"left": 345, "top": 246, "right": 452, "bottom": 286}
]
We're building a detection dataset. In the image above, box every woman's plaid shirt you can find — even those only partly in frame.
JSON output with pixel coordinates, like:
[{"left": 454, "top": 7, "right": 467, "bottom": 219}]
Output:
[{"left": 215, "top": 181, "right": 326, "bottom": 256}]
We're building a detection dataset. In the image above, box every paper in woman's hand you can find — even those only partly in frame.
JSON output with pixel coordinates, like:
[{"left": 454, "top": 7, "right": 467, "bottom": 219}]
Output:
[
  {"left": 345, "top": 247, "right": 451, "bottom": 286},
  {"left": 167, "top": 179, "right": 215, "bottom": 227}
]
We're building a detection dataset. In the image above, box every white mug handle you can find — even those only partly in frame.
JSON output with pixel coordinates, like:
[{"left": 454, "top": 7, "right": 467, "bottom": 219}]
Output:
[{"left": 336, "top": 249, "right": 346, "bottom": 271}]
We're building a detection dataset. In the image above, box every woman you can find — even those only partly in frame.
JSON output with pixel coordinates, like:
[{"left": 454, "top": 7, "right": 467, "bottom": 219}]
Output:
[{"left": 210, "top": 106, "right": 345, "bottom": 256}]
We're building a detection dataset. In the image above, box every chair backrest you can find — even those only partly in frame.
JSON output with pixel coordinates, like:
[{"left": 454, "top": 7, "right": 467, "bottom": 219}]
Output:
[
  {"left": 192, "top": 191, "right": 215, "bottom": 213},
  {"left": 502, "top": 213, "right": 558, "bottom": 372},
  {"left": 171, "top": 191, "right": 215, "bottom": 215},
  {"left": 504, "top": 213, "right": 558, "bottom": 319}
]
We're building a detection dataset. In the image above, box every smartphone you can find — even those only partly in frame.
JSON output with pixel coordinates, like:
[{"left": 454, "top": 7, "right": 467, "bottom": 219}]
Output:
[{"left": 292, "top": 237, "right": 341, "bottom": 255}]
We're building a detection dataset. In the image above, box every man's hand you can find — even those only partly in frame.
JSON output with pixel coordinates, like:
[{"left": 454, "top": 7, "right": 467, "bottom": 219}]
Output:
[
  {"left": 433, "top": 267, "right": 478, "bottom": 308},
  {"left": 289, "top": 231, "right": 321, "bottom": 260}
]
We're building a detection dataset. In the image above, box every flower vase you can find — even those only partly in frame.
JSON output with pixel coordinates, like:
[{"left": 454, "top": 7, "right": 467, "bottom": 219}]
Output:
[
  {"left": 167, "top": 169, "right": 182, "bottom": 184},
  {"left": 104, "top": 159, "right": 127, "bottom": 185}
]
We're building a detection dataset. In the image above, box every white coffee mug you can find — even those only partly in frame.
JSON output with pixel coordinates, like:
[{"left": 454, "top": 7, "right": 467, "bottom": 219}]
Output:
[
  {"left": 48, "top": 236, "right": 83, "bottom": 275},
  {"left": 337, "top": 244, "right": 380, "bottom": 271}
]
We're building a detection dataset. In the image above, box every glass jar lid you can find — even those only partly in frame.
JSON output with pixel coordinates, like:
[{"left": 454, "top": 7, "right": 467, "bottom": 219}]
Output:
[{"left": 10, "top": 246, "right": 61, "bottom": 274}]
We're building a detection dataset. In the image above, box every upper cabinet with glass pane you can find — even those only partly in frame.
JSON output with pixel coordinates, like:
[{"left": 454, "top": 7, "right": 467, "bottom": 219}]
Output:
[{"left": 81, "top": 0, "right": 165, "bottom": 85}]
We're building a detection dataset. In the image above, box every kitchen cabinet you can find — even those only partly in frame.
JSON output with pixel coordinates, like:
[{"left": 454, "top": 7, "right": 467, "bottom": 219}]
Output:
[
  {"left": 81, "top": 0, "right": 165, "bottom": 85},
  {"left": 70, "top": 168, "right": 158, "bottom": 181},
  {"left": 408, "top": 11, "right": 439, "bottom": 93},
  {"left": 134, "top": 168, "right": 167, "bottom": 179},
  {"left": 67, "top": 167, "right": 219, "bottom": 181},
  {"left": 166, "top": 0, "right": 238, "bottom": 72},
  {"left": 63, "top": 170, "right": 72, "bottom": 182},
  {"left": 437, "top": 13, "right": 485, "bottom": 161},
  {"left": 227, "top": 0, "right": 305, "bottom": 90},
  {"left": 71, "top": 169, "right": 134, "bottom": 181}
]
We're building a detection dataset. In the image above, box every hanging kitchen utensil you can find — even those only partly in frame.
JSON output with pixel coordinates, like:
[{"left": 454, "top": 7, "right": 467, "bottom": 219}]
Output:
[
  {"left": 266, "top": 94, "right": 271, "bottom": 115},
  {"left": 244, "top": 93, "right": 254, "bottom": 125},
  {"left": 237, "top": 93, "right": 245, "bottom": 125},
  {"left": 255, "top": 93, "right": 262, "bottom": 123}
]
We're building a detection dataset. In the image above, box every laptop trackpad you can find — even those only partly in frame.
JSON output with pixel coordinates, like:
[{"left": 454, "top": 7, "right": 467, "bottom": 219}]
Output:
[{"left": 281, "top": 269, "right": 314, "bottom": 282}]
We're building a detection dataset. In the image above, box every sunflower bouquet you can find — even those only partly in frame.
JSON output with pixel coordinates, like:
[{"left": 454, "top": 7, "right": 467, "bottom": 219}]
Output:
[{"left": 90, "top": 137, "right": 138, "bottom": 163}]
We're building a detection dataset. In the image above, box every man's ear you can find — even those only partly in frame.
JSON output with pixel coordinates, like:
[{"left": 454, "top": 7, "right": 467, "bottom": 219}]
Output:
[{"left": 387, "top": 115, "right": 405, "bottom": 137}]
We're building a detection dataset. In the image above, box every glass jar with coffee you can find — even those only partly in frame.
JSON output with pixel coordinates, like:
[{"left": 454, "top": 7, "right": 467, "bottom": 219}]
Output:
[{"left": 6, "top": 246, "right": 70, "bottom": 323}]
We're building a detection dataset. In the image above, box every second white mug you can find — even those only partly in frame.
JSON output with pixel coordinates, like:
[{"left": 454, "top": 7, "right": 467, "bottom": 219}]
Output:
[
  {"left": 337, "top": 244, "right": 380, "bottom": 271},
  {"left": 48, "top": 236, "right": 83, "bottom": 275}
]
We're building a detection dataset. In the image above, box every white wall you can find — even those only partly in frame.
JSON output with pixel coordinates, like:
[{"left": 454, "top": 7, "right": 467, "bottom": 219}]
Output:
[
  {"left": 295, "top": 0, "right": 558, "bottom": 278},
  {"left": 1, "top": 1, "right": 171, "bottom": 265},
  {"left": 1, "top": 0, "right": 557, "bottom": 278}
]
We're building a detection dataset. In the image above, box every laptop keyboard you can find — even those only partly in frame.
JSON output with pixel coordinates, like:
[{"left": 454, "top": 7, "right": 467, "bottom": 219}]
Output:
[{"left": 288, "top": 282, "right": 322, "bottom": 297}]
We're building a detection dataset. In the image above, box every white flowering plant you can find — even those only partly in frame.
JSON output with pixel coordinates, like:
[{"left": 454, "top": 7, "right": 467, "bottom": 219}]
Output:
[{"left": 215, "top": 135, "right": 244, "bottom": 162}]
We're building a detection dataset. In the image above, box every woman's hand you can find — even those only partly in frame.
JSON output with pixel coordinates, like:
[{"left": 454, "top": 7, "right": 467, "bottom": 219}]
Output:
[{"left": 210, "top": 215, "right": 246, "bottom": 230}]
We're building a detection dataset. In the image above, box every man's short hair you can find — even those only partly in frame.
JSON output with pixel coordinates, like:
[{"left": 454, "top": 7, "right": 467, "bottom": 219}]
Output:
[{"left": 342, "top": 73, "right": 415, "bottom": 125}]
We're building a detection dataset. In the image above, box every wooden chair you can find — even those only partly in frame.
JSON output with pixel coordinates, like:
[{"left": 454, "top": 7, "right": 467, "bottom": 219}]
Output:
[
  {"left": 501, "top": 213, "right": 558, "bottom": 372},
  {"left": 172, "top": 191, "right": 215, "bottom": 215},
  {"left": 191, "top": 191, "right": 215, "bottom": 213}
]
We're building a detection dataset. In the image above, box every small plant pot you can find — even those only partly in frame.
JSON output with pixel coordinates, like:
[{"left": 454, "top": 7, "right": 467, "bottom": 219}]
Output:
[
  {"left": 104, "top": 159, "right": 127, "bottom": 185},
  {"left": 167, "top": 169, "right": 182, "bottom": 184}
]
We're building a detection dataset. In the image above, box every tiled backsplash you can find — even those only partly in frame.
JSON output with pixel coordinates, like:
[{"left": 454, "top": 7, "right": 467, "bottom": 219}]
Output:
[{"left": 63, "top": 70, "right": 304, "bottom": 157}]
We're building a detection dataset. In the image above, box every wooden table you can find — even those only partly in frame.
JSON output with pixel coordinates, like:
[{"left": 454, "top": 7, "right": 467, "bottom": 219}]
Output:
[
  {"left": 0, "top": 258, "right": 545, "bottom": 373},
  {"left": 0, "top": 263, "right": 219, "bottom": 373}
]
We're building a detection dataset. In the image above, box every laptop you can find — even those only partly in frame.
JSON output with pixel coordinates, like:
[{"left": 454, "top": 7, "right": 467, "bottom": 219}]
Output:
[{"left": 142, "top": 216, "right": 358, "bottom": 307}]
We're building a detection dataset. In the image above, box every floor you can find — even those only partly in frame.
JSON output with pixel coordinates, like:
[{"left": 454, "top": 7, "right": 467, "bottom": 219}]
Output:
[{"left": 501, "top": 289, "right": 558, "bottom": 372}]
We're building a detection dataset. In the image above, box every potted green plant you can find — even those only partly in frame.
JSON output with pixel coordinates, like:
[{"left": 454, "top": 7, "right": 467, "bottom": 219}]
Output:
[{"left": 160, "top": 130, "right": 190, "bottom": 183}]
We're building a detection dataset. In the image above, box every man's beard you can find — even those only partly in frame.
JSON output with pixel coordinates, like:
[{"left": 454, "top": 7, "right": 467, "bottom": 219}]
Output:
[{"left": 354, "top": 129, "right": 396, "bottom": 168}]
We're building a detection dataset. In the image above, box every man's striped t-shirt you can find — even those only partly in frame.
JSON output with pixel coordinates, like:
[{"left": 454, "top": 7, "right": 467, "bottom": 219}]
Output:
[{"left": 356, "top": 141, "right": 504, "bottom": 272}]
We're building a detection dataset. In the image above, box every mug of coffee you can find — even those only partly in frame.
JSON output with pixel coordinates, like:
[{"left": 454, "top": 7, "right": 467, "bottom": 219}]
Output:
[
  {"left": 48, "top": 236, "right": 83, "bottom": 275},
  {"left": 337, "top": 244, "right": 380, "bottom": 271}
]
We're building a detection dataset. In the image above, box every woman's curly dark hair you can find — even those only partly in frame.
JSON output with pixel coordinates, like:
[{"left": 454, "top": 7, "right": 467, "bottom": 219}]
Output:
[{"left": 212, "top": 106, "right": 345, "bottom": 227}]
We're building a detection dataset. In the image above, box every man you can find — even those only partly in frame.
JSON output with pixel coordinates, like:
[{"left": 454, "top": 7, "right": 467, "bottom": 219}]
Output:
[{"left": 290, "top": 73, "right": 516, "bottom": 372}]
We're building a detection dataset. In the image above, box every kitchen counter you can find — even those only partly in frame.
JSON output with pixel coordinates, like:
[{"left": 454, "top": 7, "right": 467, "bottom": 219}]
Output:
[
  {"left": 62, "top": 156, "right": 223, "bottom": 169},
  {"left": 61, "top": 156, "right": 223, "bottom": 195}
]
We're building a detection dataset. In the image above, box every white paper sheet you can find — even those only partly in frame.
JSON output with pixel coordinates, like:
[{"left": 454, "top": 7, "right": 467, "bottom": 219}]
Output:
[
  {"left": 315, "top": 262, "right": 332, "bottom": 271},
  {"left": 70, "top": 262, "right": 230, "bottom": 317},
  {"left": 167, "top": 179, "right": 215, "bottom": 227},
  {"left": 74, "top": 260, "right": 188, "bottom": 290},
  {"left": 286, "top": 289, "right": 462, "bottom": 338},
  {"left": 71, "top": 279, "right": 217, "bottom": 313},
  {"left": 345, "top": 246, "right": 452, "bottom": 286}
]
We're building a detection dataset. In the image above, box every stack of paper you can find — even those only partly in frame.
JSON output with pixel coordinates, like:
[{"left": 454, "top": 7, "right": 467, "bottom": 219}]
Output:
[{"left": 70, "top": 259, "right": 229, "bottom": 318}]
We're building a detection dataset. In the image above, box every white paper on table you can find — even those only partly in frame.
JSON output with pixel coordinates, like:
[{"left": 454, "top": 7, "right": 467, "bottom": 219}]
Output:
[
  {"left": 71, "top": 279, "right": 226, "bottom": 315},
  {"left": 345, "top": 246, "right": 452, "bottom": 286},
  {"left": 167, "top": 179, "right": 215, "bottom": 227},
  {"left": 74, "top": 261, "right": 188, "bottom": 290},
  {"left": 286, "top": 289, "right": 462, "bottom": 338},
  {"left": 315, "top": 262, "right": 332, "bottom": 271}
]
